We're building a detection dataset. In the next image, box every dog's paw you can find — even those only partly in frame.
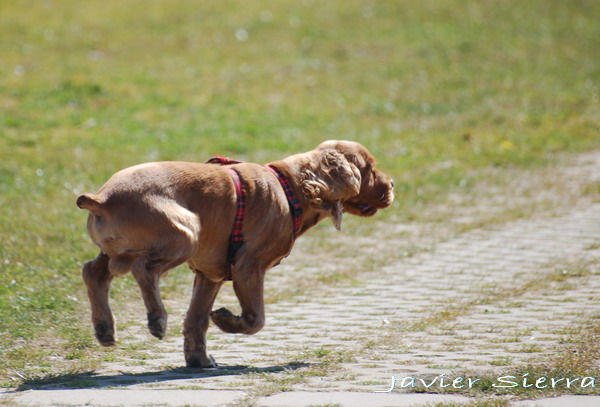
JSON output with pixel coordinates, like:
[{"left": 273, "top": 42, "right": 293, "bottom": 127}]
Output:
[
  {"left": 210, "top": 307, "right": 236, "bottom": 323},
  {"left": 211, "top": 307, "right": 235, "bottom": 319},
  {"left": 185, "top": 353, "right": 217, "bottom": 369},
  {"left": 210, "top": 307, "right": 264, "bottom": 334},
  {"left": 94, "top": 321, "right": 116, "bottom": 346},
  {"left": 210, "top": 308, "right": 240, "bottom": 333},
  {"left": 147, "top": 312, "right": 167, "bottom": 339}
]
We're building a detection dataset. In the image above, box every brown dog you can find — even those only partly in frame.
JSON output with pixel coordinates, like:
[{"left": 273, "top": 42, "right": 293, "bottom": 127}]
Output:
[{"left": 77, "top": 140, "right": 394, "bottom": 367}]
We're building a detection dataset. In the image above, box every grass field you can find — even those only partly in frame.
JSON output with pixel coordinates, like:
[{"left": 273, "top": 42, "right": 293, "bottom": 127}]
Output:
[{"left": 0, "top": 0, "right": 599, "bottom": 388}]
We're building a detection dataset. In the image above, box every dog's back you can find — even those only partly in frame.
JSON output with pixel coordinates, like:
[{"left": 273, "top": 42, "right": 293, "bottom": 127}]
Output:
[{"left": 77, "top": 162, "right": 234, "bottom": 275}]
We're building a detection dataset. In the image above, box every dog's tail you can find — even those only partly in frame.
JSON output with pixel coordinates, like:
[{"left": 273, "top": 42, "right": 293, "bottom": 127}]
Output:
[{"left": 76, "top": 193, "right": 104, "bottom": 216}]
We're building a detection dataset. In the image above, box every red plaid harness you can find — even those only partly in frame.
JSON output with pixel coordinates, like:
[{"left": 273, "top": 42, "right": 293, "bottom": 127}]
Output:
[{"left": 206, "top": 156, "right": 302, "bottom": 279}]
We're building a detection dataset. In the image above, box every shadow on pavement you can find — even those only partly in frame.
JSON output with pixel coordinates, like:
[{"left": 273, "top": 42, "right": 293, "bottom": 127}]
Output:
[{"left": 15, "top": 362, "right": 311, "bottom": 391}]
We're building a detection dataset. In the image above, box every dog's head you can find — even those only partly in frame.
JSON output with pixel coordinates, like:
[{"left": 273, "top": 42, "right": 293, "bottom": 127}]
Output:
[{"left": 301, "top": 140, "right": 394, "bottom": 229}]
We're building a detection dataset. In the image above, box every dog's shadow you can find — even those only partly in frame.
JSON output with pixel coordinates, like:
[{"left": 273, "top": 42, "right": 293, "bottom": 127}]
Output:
[{"left": 16, "top": 362, "right": 310, "bottom": 391}]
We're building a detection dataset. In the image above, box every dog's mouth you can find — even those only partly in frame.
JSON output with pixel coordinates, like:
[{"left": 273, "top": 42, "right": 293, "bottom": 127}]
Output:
[
  {"left": 356, "top": 202, "right": 378, "bottom": 216},
  {"left": 345, "top": 184, "right": 394, "bottom": 217},
  {"left": 346, "top": 189, "right": 394, "bottom": 217},
  {"left": 346, "top": 201, "right": 378, "bottom": 216}
]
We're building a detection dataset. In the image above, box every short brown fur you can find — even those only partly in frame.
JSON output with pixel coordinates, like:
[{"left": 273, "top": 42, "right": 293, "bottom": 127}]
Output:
[{"left": 78, "top": 140, "right": 394, "bottom": 367}]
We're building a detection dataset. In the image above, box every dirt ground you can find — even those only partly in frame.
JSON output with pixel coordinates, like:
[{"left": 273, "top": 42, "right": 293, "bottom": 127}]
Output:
[{"left": 2, "top": 152, "right": 600, "bottom": 406}]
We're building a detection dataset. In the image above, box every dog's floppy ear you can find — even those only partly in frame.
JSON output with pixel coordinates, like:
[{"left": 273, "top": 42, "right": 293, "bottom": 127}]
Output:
[
  {"left": 322, "top": 150, "right": 362, "bottom": 197},
  {"left": 301, "top": 150, "right": 362, "bottom": 230}
]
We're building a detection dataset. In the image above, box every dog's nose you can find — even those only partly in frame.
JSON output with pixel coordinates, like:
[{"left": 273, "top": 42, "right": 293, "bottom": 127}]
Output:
[{"left": 390, "top": 179, "right": 395, "bottom": 188}]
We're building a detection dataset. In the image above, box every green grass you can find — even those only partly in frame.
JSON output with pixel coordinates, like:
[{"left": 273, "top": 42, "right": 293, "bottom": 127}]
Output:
[{"left": 0, "top": 0, "right": 599, "bottom": 387}]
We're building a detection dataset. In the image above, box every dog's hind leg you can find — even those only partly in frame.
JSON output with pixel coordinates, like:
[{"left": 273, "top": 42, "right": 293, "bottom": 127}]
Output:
[
  {"left": 211, "top": 261, "right": 266, "bottom": 335},
  {"left": 183, "top": 272, "right": 222, "bottom": 368},
  {"left": 131, "top": 257, "right": 170, "bottom": 340},
  {"left": 131, "top": 248, "right": 192, "bottom": 339},
  {"left": 82, "top": 252, "right": 116, "bottom": 346}
]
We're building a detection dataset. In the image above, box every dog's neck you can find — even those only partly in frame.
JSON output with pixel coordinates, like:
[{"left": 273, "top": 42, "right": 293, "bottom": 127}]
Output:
[{"left": 271, "top": 153, "right": 334, "bottom": 236}]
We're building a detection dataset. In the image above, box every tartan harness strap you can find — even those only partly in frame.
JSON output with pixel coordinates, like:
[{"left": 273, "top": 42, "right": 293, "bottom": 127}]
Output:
[
  {"left": 265, "top": 164, "right": 303, "bottom": 235},
  {"left": 206, "top": 156, "right": 303, "bottom": 279},
  {"left": 226, "top": 167, "right": 245, "bottom": 266}
]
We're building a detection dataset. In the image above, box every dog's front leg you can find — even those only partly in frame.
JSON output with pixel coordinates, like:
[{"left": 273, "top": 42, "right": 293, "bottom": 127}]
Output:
[
  {"left": 183, "top": 272, "right": 222, "bottom": 368},
  {"left": 211, "top": 261, "right": 266, "bottom": 335},
  {"left": 82, "top": 252, "right": 116, "bottom": 346}
]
